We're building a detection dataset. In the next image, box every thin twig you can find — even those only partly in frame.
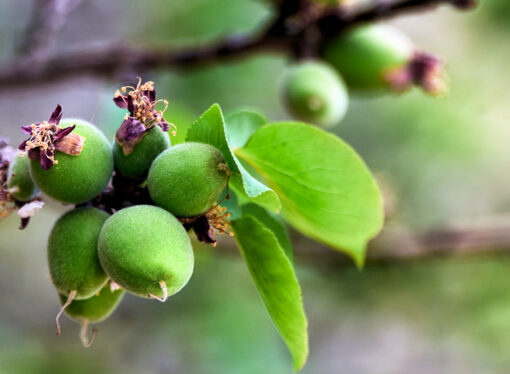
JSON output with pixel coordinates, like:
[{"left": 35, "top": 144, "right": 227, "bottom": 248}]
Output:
[{"left": 0, "top": 0, "right": 471, "bottom": 89}]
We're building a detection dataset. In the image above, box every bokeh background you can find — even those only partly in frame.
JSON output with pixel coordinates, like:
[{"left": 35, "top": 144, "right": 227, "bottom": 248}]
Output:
[{"left": 1, "top": 0, "right": 510, "bottom": 373}]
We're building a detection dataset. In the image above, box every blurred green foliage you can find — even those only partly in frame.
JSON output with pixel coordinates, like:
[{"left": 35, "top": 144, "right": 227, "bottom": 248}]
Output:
[{"left": 1, "top": 0, "right": 510, "bottom": 373}]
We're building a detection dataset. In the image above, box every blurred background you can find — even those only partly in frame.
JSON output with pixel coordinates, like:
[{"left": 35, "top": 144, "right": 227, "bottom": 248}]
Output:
[{"left": 1, "top": 0, "right": 510, "bottom": 373}]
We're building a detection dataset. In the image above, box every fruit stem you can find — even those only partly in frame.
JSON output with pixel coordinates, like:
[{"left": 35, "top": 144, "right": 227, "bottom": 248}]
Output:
[
  {"left": 56, "top": 289, "right": 77, "bottom": 335},
  {"left": 148, "top": 280, "right": 168, "bottom": 302},
  {"left": 80, "top": 320, "right": 98, "bottom": 348}
]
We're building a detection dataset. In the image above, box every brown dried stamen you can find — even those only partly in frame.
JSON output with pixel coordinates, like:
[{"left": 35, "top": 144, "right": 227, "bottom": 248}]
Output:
[{"left": 206, "top": 205, "right": 233, "bottom": 238}]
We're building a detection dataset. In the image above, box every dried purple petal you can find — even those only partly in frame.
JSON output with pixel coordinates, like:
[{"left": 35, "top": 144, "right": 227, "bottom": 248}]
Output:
[
  {"left": 144, "top": 89, "right": 156, "bottom": 103},
  {"left": 40, "top": 151, "right": 54, "bottom": 170},
  {"left": 115, "top": 118, "right": 147, "bottom": 155},
  {"left": 18, "top": 139, "right": 28, "bottom": 151},
  {"left": 48, "top": 104, "right": 63, "bottom": 125},
  {"left": 159, "top": 120, "right": 170, "bottom": 132},
  {"left": 184, "top": 215, "right": 216, "bottom": 244},
  {"left": 21, "top": 125, "right": 33, "bottom": 135},
  {"left": 113, "top": 94, "right": 129, "bottom": 109},
  {"left": 53, "top": 125, "right": 76, "bottom": 142},
  {"left": 27, "top": 148, "right": 39, "bottom": 160}
]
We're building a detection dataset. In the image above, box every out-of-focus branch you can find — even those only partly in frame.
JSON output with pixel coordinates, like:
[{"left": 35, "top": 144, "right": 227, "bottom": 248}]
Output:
[
  {"left": 0, "top": 0, "right": 474, "bottom": 89},
  {"left": 216, "top": 219, "right": 510, "bottom": 268},
  {"left": 17, "top": 0, "right": 82, "bottom": 61},
  {"left": 297, "top": 221, "right": 510, "bottom": 267}
]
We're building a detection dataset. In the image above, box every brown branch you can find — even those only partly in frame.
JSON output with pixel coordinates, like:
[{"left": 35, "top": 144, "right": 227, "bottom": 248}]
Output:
[
  {"left": 17, "top": 0, "right": 83, "bottom": 61},
  {"left": 216, "top": 219, "right": 510, "bottom": 268},
  {"left": 0, "top": 0, "right": 473, "bottom": 89}
]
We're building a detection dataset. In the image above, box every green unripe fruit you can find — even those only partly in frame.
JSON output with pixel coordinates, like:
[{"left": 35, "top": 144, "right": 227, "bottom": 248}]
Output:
[
  {"left": 324, "top": 24, "right": 413, "bottom": 90},
  {"left": 58, "top": 286, "right": 125, "bottom": 324},
  {"left": 147, "top": 143, "right": 229, "bottom": 217},
  {"left": 30, "top": 119, "right": 114, "bottom": 204},
  {"left": 281, "top": 61, "right": 349, "bottom": 128},
  {"left": 98, "top": 205, "right": 194, "bottom": 300},
  {"left": 7, "top": 153, "right": 39, "bottom": 201},
  {"left": 48, "top": 207, "right": 109, "bottom": 299},
  {"left": 113, "top": 126, "right": 170, "bottom": 180}
]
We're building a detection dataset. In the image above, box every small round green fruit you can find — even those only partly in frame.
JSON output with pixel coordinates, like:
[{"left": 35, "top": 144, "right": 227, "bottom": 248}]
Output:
[
  {"left": 59, "top": 286, "right": 125, "bottom": 324},
  {"left": 113, "top": 126, "right": 170, "bottom": 180},
  {"left": 281, "top": 61, "right": 349, "bottom": 128},
  {"left": 48, "top": 207, "right": 109, "bottom": 300},
  {"left": 30, "top": 118, "right": 114, "bottom": 204},
  {"left": 98, "top": 205, "right": 194, "bottom": 300},
  {"left": 147, "top": 143, "right": 229, "bottom": 217},
  {"left": 323, "top": 24, "right": 413, "bottom": 90},
  {"left": 7, "top": 153, "right": 39, "bottom": 201}
]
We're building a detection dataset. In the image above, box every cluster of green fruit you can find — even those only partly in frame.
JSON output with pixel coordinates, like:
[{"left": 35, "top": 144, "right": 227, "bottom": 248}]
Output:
[
  {"left": 280, "top": 24, "right": 445, "bottom": 128},
  {"left": 9, "top": 83, "right": 231, "bottom": 344}
]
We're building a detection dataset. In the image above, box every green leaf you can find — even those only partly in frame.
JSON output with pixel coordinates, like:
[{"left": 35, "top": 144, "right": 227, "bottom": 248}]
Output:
[
  {"left": 241, "top": 203, "right": 294, "bottom": 264},
  {"left": 236, "top": 122, "right": 384, "bottom": 267},
  {"left": 186, "top": 104, "right": 280, "bottom": 213},
  {"left": 231, "top": 215, "right": 308, "bottom": 371},
  {"left": 225, "top": 108, "right": 267, "bottom": 148}
]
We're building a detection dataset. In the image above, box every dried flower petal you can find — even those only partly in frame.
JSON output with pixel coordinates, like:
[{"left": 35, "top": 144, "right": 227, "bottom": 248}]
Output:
[
  {"left": 116, "top": 118, "right": 147, "bottom": 155},
  {"left": 48, "top": 104, "right": 63, "bottom": 124}
]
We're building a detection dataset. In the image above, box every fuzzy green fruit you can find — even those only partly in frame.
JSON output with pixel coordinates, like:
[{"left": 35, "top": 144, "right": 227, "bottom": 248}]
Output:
[
  {"left": 281, "top": 61, "right": 349, "bottom": 128},
  {"left": 147, "top": 143, "right": 229, "bottom": 217},
  {"left": 324, "top": 24, "right": 413, "bottom": 90},
  {"left": 48, "top": 207, "right": 109, "bottom": 300},
  {"left": 7, "top": 153, "right": 39, "bottom": 201},
  {"left": 98, "top": 205, "right": 194, "bottom": 299},
  {"left": 59, "top": 286, "right": 125, "bottom": 324},
  {"left": 113, "top": 126, "right": 170, "bottom": 180},
  {"left": 30, "top": 118, "right": 113, "bottom": 204}
]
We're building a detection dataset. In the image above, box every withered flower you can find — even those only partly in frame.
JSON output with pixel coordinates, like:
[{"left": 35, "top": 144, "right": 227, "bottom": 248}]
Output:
[
  {"left": 18, "top": 105, "right": 84, "bottom": 170},
  {"left": 0, "top": 137, "right": 44, "bottom": 229},
  {"left": 113, "top": 78, "right": 176, "bottom": 155},
  {"left": 0, "top": 138, "right": 15, "bottom": 219},
  {"left": 385, "top": 51, "right": 447, "bottom": 95},
  {"left": 182, "top": 205, "right": 233, "bottom": 246}
]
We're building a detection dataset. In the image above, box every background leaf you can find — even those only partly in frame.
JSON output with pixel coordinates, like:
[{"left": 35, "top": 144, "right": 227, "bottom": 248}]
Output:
[
  {"left": 236, "top": 122, "right": 384, "bottom": 266},
  {"left": 186, "top": 104, "right": 281, "bottom": 212},
  {"left": 231, "top": 215, "right": 308, "bottom": 371}
]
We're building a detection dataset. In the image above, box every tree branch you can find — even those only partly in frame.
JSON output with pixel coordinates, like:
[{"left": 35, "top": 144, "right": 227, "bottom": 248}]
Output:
[
  {"left": 0, "top": 0, "right": 473, "bottom": 89},
  {"left": 216, "top": 219, "right": 510, "bottom": 268},
  {"left": 17, "top": 0, "right": 83, "bottom": 61}
]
